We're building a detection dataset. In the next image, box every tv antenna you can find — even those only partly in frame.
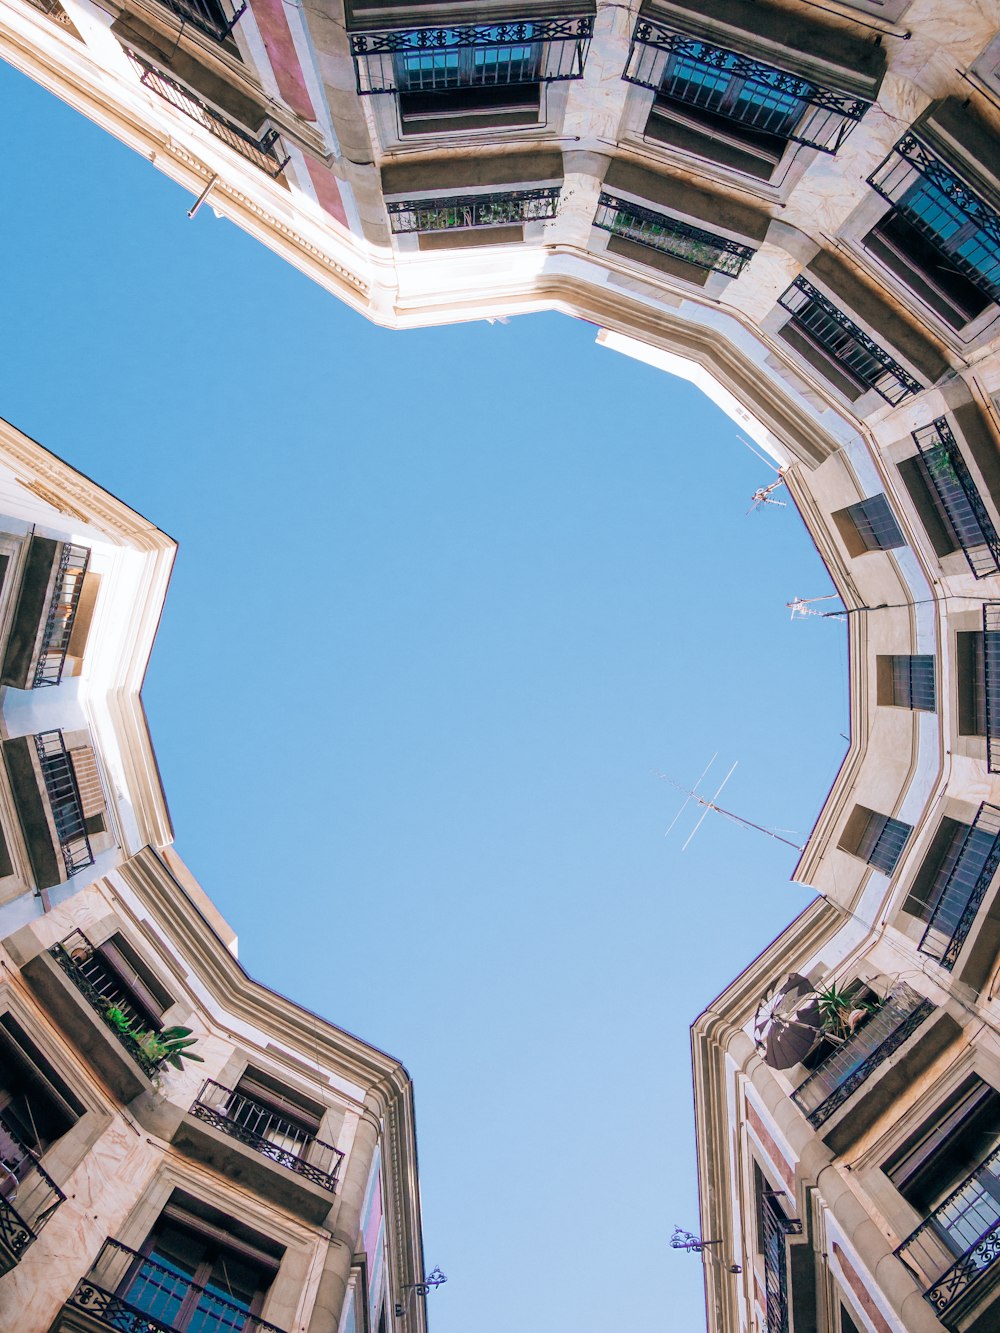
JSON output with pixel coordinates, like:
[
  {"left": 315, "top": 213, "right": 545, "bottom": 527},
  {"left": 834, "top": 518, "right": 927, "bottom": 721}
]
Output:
[
  {"left": 662, "top": 756, "right": 803, "bottom": 852},
  {"left": 736, "top": 436, "right": 787, "bottom": 515},
  {"left": 787, "top": 594, "right": 845, "bottom": 621}
]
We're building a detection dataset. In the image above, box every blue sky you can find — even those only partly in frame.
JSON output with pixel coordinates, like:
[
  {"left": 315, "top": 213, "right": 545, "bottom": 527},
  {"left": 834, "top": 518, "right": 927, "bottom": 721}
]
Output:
[{"left": 1, "top": 59, "right": 846, "bottom": 1332}]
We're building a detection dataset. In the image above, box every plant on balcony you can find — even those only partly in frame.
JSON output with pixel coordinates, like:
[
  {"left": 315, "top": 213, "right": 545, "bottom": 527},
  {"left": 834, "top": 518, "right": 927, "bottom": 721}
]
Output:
[
  {"left": 97, "top": 1001, "right": 203, "bottom": 1072},
  {"left": 815, "top": 983, "right": 883, "bottom": 1039}
]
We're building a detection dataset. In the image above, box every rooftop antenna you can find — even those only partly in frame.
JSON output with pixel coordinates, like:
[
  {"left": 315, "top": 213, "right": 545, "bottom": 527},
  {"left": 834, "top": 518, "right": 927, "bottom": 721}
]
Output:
[
  {"left": 662, "top": 762, "right": 803, "bottom": 852},
  {"left": 787, "top": 594, "right": 845, "bottom": 621},
  {"left": 736, "top": 435, "right": 787, "bottom": 515}
]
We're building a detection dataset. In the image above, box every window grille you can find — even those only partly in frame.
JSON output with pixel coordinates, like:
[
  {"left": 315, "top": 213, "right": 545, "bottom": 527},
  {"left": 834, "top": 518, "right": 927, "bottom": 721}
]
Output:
[
  {"left": 387, "top": 188, "right": 559, "bottom": 233},
  {"left": 351, "top": 18, "right": 592, "bottom": 96},
  {"left": 623, "top": 21, "right": 869, "bottom": 154},
  {"left": 857, "top": 812, "right": 912, "bottom": 874},
  {"left": 918, "top": 802, "right": 1000, "bottom": 969},
  {"left": 844, "top": 494, "right": 906, "bottom": 551},
  {"left": 869, "top": 135, "right": 1000, "bottom": 305},
  {"left": 778, "top": 277, "right": 921, "bottom": 404},
  {"left": 888, "top": 655, "right": 936, "bottom": 710},
  {"left": 593, "top": 194, "right": 754, "bottom": 276},
  {"left": 913, "top": 418, "right": 1000, "bottom": 577}
]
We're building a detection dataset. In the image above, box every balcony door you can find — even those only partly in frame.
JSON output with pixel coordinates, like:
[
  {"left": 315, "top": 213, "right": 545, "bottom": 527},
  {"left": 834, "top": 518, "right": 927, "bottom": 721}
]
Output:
[{"left": 120, "top": 1212, "right": 276, "bottom": 1332}]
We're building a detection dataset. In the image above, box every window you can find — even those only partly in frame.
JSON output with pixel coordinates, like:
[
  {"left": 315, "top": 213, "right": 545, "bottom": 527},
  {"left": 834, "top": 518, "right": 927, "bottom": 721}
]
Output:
[
  {"left": 908, "top": 804, "right": 1000, "bottom": 968},
  {"left": 890, "top": 1077, "right": 1000, "bottom": 1318},
  {"left": 840, "top": 806, "right": 912, "bottom": 874},
  {"left": 844, "top": 495, "right": 906, "bottom": 552},
  {"left": 0, "top": 1015, "right": 80, "bottom": 1173},
  {"left": 957, "top": 610, "right": 1000, "bottom": 767},
  {"left": 867, "top": 135, "right": 1000, "bottom": 329},
  {"left": 593, "top": 193, "right": 755, "bottom": 277},
  {"left": 351, "top": 19, "right": 591, "bottom": 133},
  {"left": 778, "top": 278, "right": 921, "bottom": 405},
  {"left": 879, "top": 655, "right": 936, "bottom": 710},
  {"left": 901, "top": 419, "right": 1000, "bottom": 576},
  {"left": 623, "top": 22, "right": 869, "bottom": 162},
  {"left": 117, "top": 1199, "right": 281, "bottom": 1332}
]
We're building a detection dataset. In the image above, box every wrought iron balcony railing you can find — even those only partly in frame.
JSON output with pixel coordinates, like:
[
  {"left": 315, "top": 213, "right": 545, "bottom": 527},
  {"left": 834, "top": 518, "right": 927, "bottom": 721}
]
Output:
[
  {"left": 158, "top": 0, "right": 246, "bottom": 42},
  {"left": 33, "top": 731, "right": 93, "bottom": 877},
  {"left": 914, "top": 419, "right": 1000, "bottom": 579},
  {"left": 388, "top": 188, "right": 559, "bottom": 234},
  {"left": 918, "top": 802, "right": 1000, "bottom": 970},
  {"left": 623, "top": 21, "right": 869, "bottom": 155},
  {"left": 869, "top": 134, "right": 1000, "bottom": 307},
  {"left": 778, "top": 276, "right": 922, "bottom": 405},
  {"left": 792, "top": 984, "right": 934, "bottom": 1127},
  {"left": 0, "top": 1107, "right": 65, "bottom": 1265},
  {"left": 762, "top": 1192, "right": 798, "bottom": 1333},
  {"left": 65, "top": 1238, "right": 288, "bottom": 1333},
  {"left": 984, "top": 604, "right": 1000, "bottom": 774},
  {"left": 896, "top": 1139, "right": 1000, "bottom": 1319},
  {"left": 351, "top": 18, "right": 592, "bottom": 96},
  {"left": 33, "top": 543, "right": 89, "bottom": 687},
  {"left": 594, "top": 192, "right": 754, "bottom": 276},
  {"left": 128, "top": 54, "right": 289, "bottom": 178},
  {"left": 190, "top": 1079, "right": 344, "bottom": 1192},
  {"left": 50, "top": 930, "right": 163, "bottom": 1078}
]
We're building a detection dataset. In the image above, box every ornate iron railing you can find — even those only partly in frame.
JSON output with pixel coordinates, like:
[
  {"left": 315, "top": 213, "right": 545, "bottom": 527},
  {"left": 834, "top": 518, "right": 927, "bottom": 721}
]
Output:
[
  {"left": 984, "top": 605, "right": 1000, "bottom": 773},
  {"left": 869, "top": 134, "right": 1000, "bottom": 305},
  {"left": 33, "top": 542, "right": 89, "bottom": 687},
  {"left": 914, "top": 418, "right": 1000, "bottom": 579},
  {"left": 388, "top": 188, "right": 559, "bottom": 234},
  {"left": 65, "top": 1238, "right": 288, "bottom": 1333},
  {"left": 128, "top": 53, "right": 289, "bottom": 178},
  {"left": 50, "top": 930, "right": 163, "bottom": 1077},
  {"left": 33, "top": 730, "right": 93, "bottom": 877},
  {"left": 0, "top": 1107, "right": 65, "bottom": 1263},
  {"left": 778, "top": 276, "right": 922, "bottom": 405},
  {"left": 918, "top": 802, "right": 1000, "bottom": 970},
  {"left": 190, "top": 1079, "right": 344, "bottom": 1192},
  {"left": 792, "top": 984, "right": 933, "bottom": 1127},
  {"left": 896, "top": 1140, "right": 1000, "bottom": 1318},
  {"left": 594, "top": 193, "right": 754, "bottom": 276},
  {"left": 158, "top": 0, "right": 246, "bottom": 42},
  {"left": 351, "top": 17, "right": 592, "bottom": 96},
  {"left": 623, "top": 21, "right": 869, "bottom": 154},
  {"left": 762, "top": 1192, "right": 795, "bottom": 1333}
]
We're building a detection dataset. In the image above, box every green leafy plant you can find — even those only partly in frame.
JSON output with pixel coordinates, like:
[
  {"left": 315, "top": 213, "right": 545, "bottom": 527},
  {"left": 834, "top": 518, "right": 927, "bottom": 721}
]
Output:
[
  {"left": 815, "top": 984, "right": 882, "bottom": 1039},
  {"left": 135, "top": 1026, "right": 204, "bottom": 1071}
]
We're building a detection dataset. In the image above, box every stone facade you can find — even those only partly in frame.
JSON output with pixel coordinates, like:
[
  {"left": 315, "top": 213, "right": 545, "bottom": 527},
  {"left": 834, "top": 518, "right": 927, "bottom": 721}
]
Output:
[{"left": 0, "top": 419, "right": 426, "bottom": 1333}]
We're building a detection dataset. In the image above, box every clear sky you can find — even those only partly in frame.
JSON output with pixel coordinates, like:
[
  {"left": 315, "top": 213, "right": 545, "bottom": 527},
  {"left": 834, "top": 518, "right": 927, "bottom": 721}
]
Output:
[{"left": 1, "top": 59, "right": 847, "bottom": 1333}]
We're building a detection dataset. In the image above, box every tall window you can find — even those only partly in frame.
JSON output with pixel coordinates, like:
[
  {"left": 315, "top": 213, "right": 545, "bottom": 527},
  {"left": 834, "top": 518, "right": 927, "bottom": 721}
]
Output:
[
  {"left": 881, "top": 655, "right": 936, "bottom": 710},
  {"left": 841, "top": 806, "right": 912, "bottom": 874},
  {"left": 394, "top": 27, "right": 539, "bottom": 92},
  {"left": 843, "top": 495, "right": 906, "bottom": 552},
  {"left": 119, "top": 1204, "right": 280, "bottom": 1332},
  {"left": 658, "top": 47, "right": 807, "bottom": 141}
]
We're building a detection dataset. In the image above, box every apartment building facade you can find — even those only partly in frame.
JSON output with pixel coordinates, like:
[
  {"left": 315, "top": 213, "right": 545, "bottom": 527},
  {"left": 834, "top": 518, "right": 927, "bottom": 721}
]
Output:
[
  {"left": 4, "top": 1, "right": 1000, "bottom": 1332},
  {"left": 0, "top": 419, "right": 427, "bottom": 1333}
]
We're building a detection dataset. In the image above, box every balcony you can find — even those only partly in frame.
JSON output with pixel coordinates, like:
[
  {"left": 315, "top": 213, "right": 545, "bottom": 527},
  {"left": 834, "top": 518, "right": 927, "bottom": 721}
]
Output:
[
  {"left": 0, "top": 1108, "right": 65, "bottom": 1275},
  {"left": 2, "top": 538, "right": 91, "bottom": 690},
  {"left": 623, "top": 21, "right": 869, "bottom": 155},
  {"left": 762, "top": 1192, "right": 798, "bottom": 1333},
  {"left": 594, "top": 193, "right": 754, "bottom": 277},
  {"left": 352, "top": 18, "right": 592, "bottom": 97},
  {"left": 919, "top": 803, "right": 1000, "bottom": 971},
  {"left": 157, "top": 0, "right": 246, "bottom": 42},
  {"left": 896, "top": 1142, "right": 1000, "bottom": 1324},
  {"left": 173, "top": 1079, "right": 343, "bottom": 1223},
  {"left": 778, "top": 276, "right": 922, "bottom": 405},
  {"left": 59, "top": 1238, "right": 287, "bottom": 1333},
  {"left": 792, "top": 984, "right": 935, "bottom": 1131},
  {"left": 868, "top": 134, "right": 1000, "bottom": 325},
  {"left": 985, "top": 606, "right": 1000, "bottom": 773},
  {"left": 388, "top": 188, "right": 559, "bottom": 235},
  {"left": 913, "top": 419, "right": 1000, "bottom": 578},
  {"left": 34, "top": 731, "right": 94, "bottom": 878},
  {"left": 128, "top": 54, "right": 289, "bottom": 178}
]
